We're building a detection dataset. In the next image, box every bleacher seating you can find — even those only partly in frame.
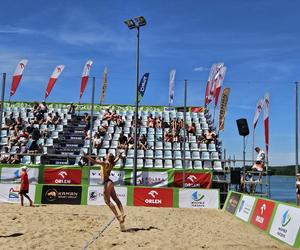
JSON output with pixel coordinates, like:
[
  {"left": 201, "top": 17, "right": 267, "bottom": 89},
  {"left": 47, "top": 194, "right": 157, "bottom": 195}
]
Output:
[{"left": 0, "top": 103, "right": 224, "bottom": 170}]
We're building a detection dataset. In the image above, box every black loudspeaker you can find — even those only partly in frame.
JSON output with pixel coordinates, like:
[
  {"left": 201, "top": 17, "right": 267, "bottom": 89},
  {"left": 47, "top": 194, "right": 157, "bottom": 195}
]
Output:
[
  {"left": 231, "top": 169, "right": 241, "bottom": 185},
  {"left": 236, "top": 118, "right": 249, "bottom": 136}
]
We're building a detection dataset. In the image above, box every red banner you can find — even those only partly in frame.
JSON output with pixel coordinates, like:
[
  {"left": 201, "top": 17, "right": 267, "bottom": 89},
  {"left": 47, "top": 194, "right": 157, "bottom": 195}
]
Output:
[
  {"left": 133, "top": 187, "right": 173, "bottom": 207},
  {"left": 191, "top": 107, "right": 204, "bottom": 113},
  {"left": 250, "top": 198, "right": 275, "bottom": 231},
  {"left": 44, "top": 168, "right": 82, "bottom": 184},
  {"left": 173, "top": 172, "right": 211, "bottom": 188}
]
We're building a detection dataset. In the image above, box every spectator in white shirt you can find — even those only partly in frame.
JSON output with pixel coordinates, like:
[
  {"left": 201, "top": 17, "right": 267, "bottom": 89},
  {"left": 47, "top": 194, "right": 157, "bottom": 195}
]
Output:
[{"left": 252, "top": 147, "right": 265, "bottom": 171}]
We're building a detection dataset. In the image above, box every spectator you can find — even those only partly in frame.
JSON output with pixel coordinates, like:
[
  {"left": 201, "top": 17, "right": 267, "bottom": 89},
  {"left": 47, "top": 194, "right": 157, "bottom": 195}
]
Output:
[
  {"left": 164, "top": 129, "right": 173, "bottom": 142},
  {"left": 147, "top": 114, "right": 155, "bottom": 128},
  {"left": 116, "top": 115, "right": 125, "bottom": 128},
  {"left": 138, "top": 134, "right": 148, "bottom": 150},
  {"left": 92, "top": 133, "right": 102, "bottom": 155},
  {"left": 252, "top": 147, "right": 265, "bottom": 171},
  {"left": 204, "top": 128, "right": 216, "bottom": 144},
  {"left": 8, "top": 131, "right": 19, "bottom": 149},
  {"left": 103, "top": 109, "right": 112, "bottom": 121},
  {"left": 19, "top": 166, "right": 33, "bottom": 206},
  {"left": 0, "top": 147, "right": 10, "bottom": 163},
  {"left": 127, "top": 134, "right": 135, "bottom": 149},
  {"left": 98, "top": 124, "right": 108, "bottom": 137},
  {"left": 38, "top": 102, "right": 48, "bottom": 114},
  {"left": 68, "top": 103, "right": 76, "bottom": 114},
  {"left": 118, "top": 132, "right": 128, "bottom": 151},
  {"left": 188, "top": 123, "right": 196, "bottom": 137},
  {"left": 296, "top": 173, "right": 300, "bottom": 204},
  {"left": 155, "top": 117, "right": 162, "bottom": 128},
  {"left": 8, "top": 148, "right": 21, "bottom": 164}
]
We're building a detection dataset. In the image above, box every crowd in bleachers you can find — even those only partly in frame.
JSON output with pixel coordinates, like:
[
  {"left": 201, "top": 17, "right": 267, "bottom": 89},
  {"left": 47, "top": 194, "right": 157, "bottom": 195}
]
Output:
[
  {"left": 0, "top": 102, "right": 72, "bottom": 164},
  {"left": 81, "top": 108, "right": 223, "bottom": 170},
  {"left": 0, "top": 103, "right": 223, "bottom": 169}
]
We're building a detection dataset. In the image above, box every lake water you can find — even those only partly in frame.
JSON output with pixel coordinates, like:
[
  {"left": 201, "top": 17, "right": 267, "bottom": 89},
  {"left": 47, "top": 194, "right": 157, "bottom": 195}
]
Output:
[{"left": 268, "top": 176, "right": 297, "bottom": 203}]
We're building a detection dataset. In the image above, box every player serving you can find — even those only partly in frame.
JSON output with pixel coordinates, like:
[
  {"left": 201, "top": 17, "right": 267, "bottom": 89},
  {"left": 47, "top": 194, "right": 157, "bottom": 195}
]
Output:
[{"left": 83, "top": 152, "right": 126, "bottom": 230}]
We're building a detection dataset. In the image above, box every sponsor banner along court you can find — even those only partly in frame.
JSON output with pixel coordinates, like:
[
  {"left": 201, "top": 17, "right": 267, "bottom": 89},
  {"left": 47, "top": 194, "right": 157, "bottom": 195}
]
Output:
[
  {"left": 235, "top": 194, "right": 256, "bottom": 222},
  {"left": 133, "top": 187, "right": 174, "bottom": 207},
  {"left": 87, "top": 186, "right": 127, "bottom": 206},
  {"left": 89, "top": 170, "right": 125, "bottom": 186},
  {"left": 250, "top": 198, "right": 275, "bottom": 231},
  {"left": 173, "top": 172, "right": 212, "bottom": 188},
  {"left": 178, "top": 189, "right": 219, "bottom": 208},
  {"left": 223, "top": 191, "right": 300, "bottom": 248},
  {"left": 269, "top": 204, "right": 300, "bottom": 246},
  {"left": 0, "top": 183, "right": 36, "bottom": 204},
  {"left": 41, "top": 185, "right": 82, "bottom": 205},
  {"left": 44, "top": 168, "right": 82, "bottom": 184},
  {"left": 0, "top": 167, "right": 39, "bottom": 183},
  {"left": 130, "top": 171, "right": 169, "bottom": 187}
]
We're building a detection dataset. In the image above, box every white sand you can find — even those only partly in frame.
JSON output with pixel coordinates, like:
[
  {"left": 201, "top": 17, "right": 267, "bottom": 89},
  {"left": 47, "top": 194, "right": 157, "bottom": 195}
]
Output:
[{"left": 0, "top": 204, "right": 291, "bottom": 250}]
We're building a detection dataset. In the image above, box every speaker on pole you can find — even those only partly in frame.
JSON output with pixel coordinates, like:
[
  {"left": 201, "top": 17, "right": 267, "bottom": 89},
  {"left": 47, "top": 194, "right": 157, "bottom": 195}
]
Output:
[{"left": 236, "top": 118, "right": 249, "bottom": 136}]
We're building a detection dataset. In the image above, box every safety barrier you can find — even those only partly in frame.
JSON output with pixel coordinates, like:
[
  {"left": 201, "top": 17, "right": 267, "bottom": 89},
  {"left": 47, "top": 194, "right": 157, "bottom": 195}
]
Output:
[{"left": 223, "top": 191, "right": 300, "bottom": 248}]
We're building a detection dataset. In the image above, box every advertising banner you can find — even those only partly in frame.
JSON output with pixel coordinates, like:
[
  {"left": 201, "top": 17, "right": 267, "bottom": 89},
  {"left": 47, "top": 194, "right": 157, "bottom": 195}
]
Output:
[
  {"left": 133, "top": 187, "right": 173, "bottom": 207},
  {"left": 130, "top": 171, "right": 169, "bottom": 187},
  {"left": 41, "top": 185, "right": 82, "bottom": 205},
  {"left": 89, "top": 169, "right": 125, "bottom": 186},
  {"left": 173, "top": 172, "right": 211, "bottom": 188},
  {"left": 0, "top": 167, "right": 39, "bottom": 183},
  {"left": 225, "top": 192, "right": 241, "bottom": 214},
  {"left": 235, "top": 194, "right": 256, "bottom": 222},
  {"left": 269, "top": 204, "right": 300, "bottom": 247},
  {"left": 44, "top": 168, "right": 82, "bottom": 184},
  {"left": 0, "top": 184, "right": 36, "bottom": 204},
  {"left": 87, "top": 186, "right": 127, "bottom": 206},
  {"left": 178, "top": 189, "right": 219, "bottom": 209},
  {"left": 250, "top": 198, "right": 275, "bottom": 231}
]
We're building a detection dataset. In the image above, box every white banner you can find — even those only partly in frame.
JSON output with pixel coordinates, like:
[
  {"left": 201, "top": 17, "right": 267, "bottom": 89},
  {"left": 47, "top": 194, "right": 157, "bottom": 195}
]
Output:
[
  {"left": 269, "top": 204, "right": 300, "bottom": 246},
  {"left": 0, "top": 184, "right": 36, "bottom": 204},
  {"left": 179, "top": 189, "right": 219, "bottom": 209},
  {"left": 130, "top": 171, "right": 168, "bottom": 187},
  {"left": 0, "top": 167, "right": 39, "bottom": 183},
  {"left": 89, "top": 170, "right": 125, "bottom": 185},
  {"left": 87, "top": 186, "right": 127, "bottom": 206},
  {"left": 169, "top": 69, "right": 176, "bottom": 106},
  {"left": 235, "top": 194, "right": 256, "bottom": 222}
]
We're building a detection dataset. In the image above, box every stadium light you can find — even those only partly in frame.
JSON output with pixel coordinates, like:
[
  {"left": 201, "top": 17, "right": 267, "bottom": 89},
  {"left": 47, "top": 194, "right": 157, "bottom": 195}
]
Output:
[
  {"left": 124, "top": 16, "right": 147, "bottom": 186},
  {"left": 124, "top": 19, "right": 136, "bottom": 29}
]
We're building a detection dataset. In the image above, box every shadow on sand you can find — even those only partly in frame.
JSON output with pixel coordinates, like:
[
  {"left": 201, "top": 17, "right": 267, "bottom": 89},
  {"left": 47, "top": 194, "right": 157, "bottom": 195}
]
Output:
[
  {"left": 0, "top": 233, "right": 23, "bottom": 238},
  {"left": 124, "top": 226, "right": 160, "bottom": 233}
]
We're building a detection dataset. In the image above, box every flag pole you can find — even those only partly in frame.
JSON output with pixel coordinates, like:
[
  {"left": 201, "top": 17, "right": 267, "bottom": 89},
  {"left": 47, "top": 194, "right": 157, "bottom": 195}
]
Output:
[
  {"left": 88, "top": 77, "right": 95, "bottom": 166},
  {"left": 295, "top": 81, "right": 299, "bottom": 205},
  {"left": 183, "top": 79, "right": 187, "bottom": 188},
  {"left": 0, "top": 73, "right": 6, "bottom": 151}
]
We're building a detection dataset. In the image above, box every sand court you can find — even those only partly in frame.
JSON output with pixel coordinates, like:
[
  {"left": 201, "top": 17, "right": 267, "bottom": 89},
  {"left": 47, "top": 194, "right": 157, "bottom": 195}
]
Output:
[{"left": 0, "top": 204, "right": 291, "bottom": 249}]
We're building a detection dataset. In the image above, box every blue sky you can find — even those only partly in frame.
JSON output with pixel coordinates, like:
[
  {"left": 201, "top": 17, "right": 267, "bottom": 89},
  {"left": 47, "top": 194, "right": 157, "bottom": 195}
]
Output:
[{"left": 0, "top": 0, "right": 299, "bottom": 165}]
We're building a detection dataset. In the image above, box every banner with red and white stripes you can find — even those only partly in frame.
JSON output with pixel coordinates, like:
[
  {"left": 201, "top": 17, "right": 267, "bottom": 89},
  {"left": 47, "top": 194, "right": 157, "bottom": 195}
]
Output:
[
  {"left": 264, "top": 93, "right": 270, "bottom": 160},
  {"left": 10, "top": 59, "right": 28, "bottom": 97},
  {"left": 80, "top": 60, "right": 93, "bottom": 98},
  {"left": 45, "top": 65, "right": 65, "bottom": 99}
]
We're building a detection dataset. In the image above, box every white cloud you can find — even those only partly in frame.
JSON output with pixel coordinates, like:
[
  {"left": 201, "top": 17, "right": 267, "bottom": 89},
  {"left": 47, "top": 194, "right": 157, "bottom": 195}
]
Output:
[{"left": 194, "top": 66, "right": 209, "bottom": 72}]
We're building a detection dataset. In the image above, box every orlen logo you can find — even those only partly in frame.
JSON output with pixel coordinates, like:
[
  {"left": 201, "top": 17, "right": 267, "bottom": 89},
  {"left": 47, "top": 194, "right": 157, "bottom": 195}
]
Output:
[
  {"left": 55, "top": 170, "right": 70, "bottom": 184},
  {"left": 256, "top": 204, "right": 267, "bottom": 224},
  {"left": 187, "top": 175, "right": 197, "bottom": 182},
  {"left": 145, "top": 190, "right": 161, "bottom": 204},
  {"left": 281, "top": 210, "right": 291, "bottom": 227},
  {"left": 260, "top": 204, "right": 267, "bottom": 215},
  {"left": 58, "top": 171, "right": 67, "bottom": 179}
]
